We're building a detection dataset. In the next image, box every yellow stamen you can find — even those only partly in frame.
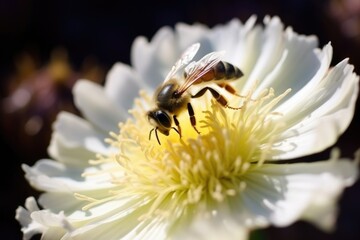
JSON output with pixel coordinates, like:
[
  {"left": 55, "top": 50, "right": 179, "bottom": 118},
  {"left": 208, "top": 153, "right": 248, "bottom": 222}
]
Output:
[{"left": 75, "top": 87, "right": 291, "bottom": 221}]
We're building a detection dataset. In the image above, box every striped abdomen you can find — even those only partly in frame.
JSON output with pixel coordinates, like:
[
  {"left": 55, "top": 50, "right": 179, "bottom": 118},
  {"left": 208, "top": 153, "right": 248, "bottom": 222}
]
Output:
[{"left": 184, "top": 61, "right": 243, "bottom": 83}]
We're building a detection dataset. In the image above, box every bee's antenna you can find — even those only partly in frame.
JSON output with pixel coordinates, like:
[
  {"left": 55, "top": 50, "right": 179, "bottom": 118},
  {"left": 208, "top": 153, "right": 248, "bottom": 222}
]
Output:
[
  {"left": 154, "top": 128, "right": 161, "bottom": 145},
  {"left": 149, "top": 128, "right": 162, "bottom": 145},
  {"left": 149, "top": 128, "right": 154, "bottom": 140}
]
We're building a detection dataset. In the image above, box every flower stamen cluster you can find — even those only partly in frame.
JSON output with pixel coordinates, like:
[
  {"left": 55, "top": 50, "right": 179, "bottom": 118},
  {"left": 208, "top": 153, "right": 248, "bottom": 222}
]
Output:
[{"left": 75, "top": 87, "right": 291, "bottom": 223}]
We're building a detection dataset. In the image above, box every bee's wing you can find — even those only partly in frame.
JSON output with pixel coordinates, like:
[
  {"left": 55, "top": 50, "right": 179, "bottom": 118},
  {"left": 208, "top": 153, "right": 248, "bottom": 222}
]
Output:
[
  {"left": 176, "top": 50, "right": 225, "bottom": 94},
  {"left": 164, "top": 43, "right": 200, "bottom": 82}
]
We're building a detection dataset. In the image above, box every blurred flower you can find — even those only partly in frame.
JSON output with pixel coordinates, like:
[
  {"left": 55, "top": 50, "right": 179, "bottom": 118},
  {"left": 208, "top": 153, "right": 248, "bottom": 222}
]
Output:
[
  {"left": 16, "top": 16, "right": 359, "bottom": 239},
  {"left": 328, "top": 0, "right": 360, "bottom": 40},
  {"left": 1, "top": 48, "right": 104, "bottom": 160}
]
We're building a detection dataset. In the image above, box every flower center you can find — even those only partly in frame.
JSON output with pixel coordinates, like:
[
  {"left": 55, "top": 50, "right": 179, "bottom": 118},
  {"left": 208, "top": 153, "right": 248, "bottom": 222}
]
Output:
[{"left": 76, "top": 87, "right": 290, "bottom": 221}]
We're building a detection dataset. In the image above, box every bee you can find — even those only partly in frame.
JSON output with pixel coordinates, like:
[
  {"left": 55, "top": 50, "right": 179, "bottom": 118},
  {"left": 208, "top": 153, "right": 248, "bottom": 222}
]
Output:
[{"left": 147, "top": 43, "right": 244, "bottom": 144}]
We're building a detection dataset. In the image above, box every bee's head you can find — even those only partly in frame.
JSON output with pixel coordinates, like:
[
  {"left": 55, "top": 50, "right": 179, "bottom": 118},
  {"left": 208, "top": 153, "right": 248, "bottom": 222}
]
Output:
[{"left": 147, "top": 109, "right": 172, "bottom": 136}]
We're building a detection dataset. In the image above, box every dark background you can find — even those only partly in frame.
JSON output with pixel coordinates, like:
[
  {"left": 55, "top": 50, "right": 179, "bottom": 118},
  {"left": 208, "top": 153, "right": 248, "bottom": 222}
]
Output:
[{"left": 1, "top": 0, "right": 360, "bottom": 239}]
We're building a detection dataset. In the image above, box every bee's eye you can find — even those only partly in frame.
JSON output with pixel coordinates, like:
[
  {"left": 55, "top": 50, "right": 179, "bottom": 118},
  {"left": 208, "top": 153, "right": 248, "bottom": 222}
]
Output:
[{"left": 156, "top": 111, "right": 171, "bottom": 128}]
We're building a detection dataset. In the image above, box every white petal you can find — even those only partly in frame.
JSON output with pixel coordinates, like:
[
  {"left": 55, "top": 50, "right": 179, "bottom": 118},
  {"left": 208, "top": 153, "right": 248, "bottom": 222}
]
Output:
[
  {"left": 207, "top": 18, "right": 244, "bottom": 52},
  {"left": 38, "top": 192, "right": 85, "bottom": 215},
  {"left": 22, "top": 160, "right": 114, "bottom": 192},
  {"left": 131, "top": 27, "right": 177, "bottom": 89},
  {"left": 171, "top": 206, "right": 249, "bottom": 240},
  {"left": 17, "top": 199, "right": 73, "bottom": 240},
  {"left": 273, "top": 43, "right": 333, "bottom": 117},
  {"left": 66, "top": 197, "right": 168, "bottom": 240},
  {"left": 272, "top": 59, "right": 359, "bottom": 159},
  {"left": 68, "top": 219, "right": 165, "bottom": 240},
  {"left": 246, "top": 27, "right": 319, "bottom": 100},
  {"left": 38, "top": 186, "right": 125, "bottom": 217},
  {"left": 51, "top": 112, "right": 112, "bottom": 156},
  {"left": 42, "top": 227, "right": 67, "bottom": 240},
  {"left": 175, "top": 22, "right": 209, "bottom": 51},
  {"left": 73, "top": 80, "right": 125, "bottom": 132},
  {"left": 68, "top": 219, "right": 140, "bottom": 240},
  {"left": 241, "top": 17, "right": 289, "bottom": 93},
  {"left": 265, "top": 27, "right": 318, "bottom": 95},
  {"left": 241, "top": 155, "right": 358, "bottom": 230},
  {"left": 31, "top": 210, "right": 73, "bottom": 232},
  {"left": 208, "top": 17, "right": 257, "bottom": 67},
  {"left": 48, "top": 133, "right": 98, "bottom": 167},
  {"left": 104, "top": 63, "right": 147, "bottom": 110},
  {"left": 22, "top": 160, "right": 83, "bottom": 192},
  {"left": 16, "top": 197, "right": 44, "bottom": 240}
]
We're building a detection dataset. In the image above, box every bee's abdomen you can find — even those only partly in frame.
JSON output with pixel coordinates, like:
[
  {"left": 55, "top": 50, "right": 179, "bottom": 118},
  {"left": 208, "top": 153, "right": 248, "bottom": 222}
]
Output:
[
  {"left": 184, "top": 61, "right": 243, "bottom": 83},
  {"left": 213, "top": 61, "right": 243, "bottom": 80}
]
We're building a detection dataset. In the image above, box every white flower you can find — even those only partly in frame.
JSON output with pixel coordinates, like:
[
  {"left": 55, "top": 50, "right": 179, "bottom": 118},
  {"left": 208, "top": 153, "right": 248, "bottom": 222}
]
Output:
[{"left": 16, "top": 16, "right": 359, "bottom": 240}]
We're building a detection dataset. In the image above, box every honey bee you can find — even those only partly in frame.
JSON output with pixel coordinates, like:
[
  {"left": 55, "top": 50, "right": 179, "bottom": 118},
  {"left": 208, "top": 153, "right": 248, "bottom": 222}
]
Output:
[{"left": 147, "top": 43, "right": 244, "bottom": 144}]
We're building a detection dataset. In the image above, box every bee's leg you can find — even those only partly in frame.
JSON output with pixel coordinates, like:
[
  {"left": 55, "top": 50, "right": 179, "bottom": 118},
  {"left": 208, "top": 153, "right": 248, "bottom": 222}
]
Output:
[
  {"left": 173, "top": 115, "right": 182, "bottom": 138},
  {"left": 217, "top": 83, "right": 241, "bottom": 96},
  {"left": 217, "top": 83, "right": 256, "bottom": 101},
  {"left": 187, "top": 103, "right": 200, "bottom": 134},
  {"left": 192, "top": 87, "right": 241, "bottom": 110}
]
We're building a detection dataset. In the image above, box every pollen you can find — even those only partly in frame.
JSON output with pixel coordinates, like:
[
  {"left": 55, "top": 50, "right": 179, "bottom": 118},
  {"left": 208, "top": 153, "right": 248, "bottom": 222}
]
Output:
[{"left": 76, "top": 87, "right": 291, "bottom": 222}]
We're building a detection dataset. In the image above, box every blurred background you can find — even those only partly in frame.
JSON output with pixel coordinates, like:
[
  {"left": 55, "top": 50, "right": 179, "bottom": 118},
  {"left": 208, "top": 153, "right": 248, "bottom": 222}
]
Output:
[{"left": 1, "top": 0, "right": 359, "bottom": 239}]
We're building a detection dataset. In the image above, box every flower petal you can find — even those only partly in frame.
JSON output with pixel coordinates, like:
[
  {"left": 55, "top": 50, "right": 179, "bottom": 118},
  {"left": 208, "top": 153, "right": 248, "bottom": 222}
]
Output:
[
  {"left": 16, "top": 197, "right": 44, "bottom": 240},
  {"left": 273, "top": 43, "right": 333, "bottom": 116},
  {"left": 48, "top": 112, "right": 107, "bottom": 167},
  {"left": 104, "top": 63, "right": 147, "bottom": 110},
  {"left": 22, "top": 160, "right": 114, "bottom": 192},
  {"left": 272, "top": 59, "right": 359, "bottom": 159},
  {"left": 63, "top": 197, "right": 169, "bottom": 240},
  {"left": 210, "top": 17, "right": 258, "bottom": 67},
  {"left": 49, "top": 112, "right": 112, "bottom": 156},
  {"left": 16, "top": 198, "right": 72, "bottom": 240},
  {"left": 131, "top": 27, "right": 177, "bottom": 88},
  {"left": 241, "top": 152, "right": 358, "bottom": 230},
  {"left": 48, "top": 133, "right": 98, "bottom": 167},
  {"left": 31, "top": 210, "right": 73, "bottom": 234},
  {"left": 38, "top": 192, "right": 85, "bottom": 215},
  {"left": 241, "top": 17, "right": 293, "bottom": 93},
  {"left": 257, "top": 35, "right": 319, "bottom": 102},
  {"left": 175, "top": 22, "right": 209, "bottom": 51},
  {"left": 73, "top": 80, "right": 124, "bottom": 132},
  {"left": 171, "top": 206, "right": 249, "bottom": 240}
]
